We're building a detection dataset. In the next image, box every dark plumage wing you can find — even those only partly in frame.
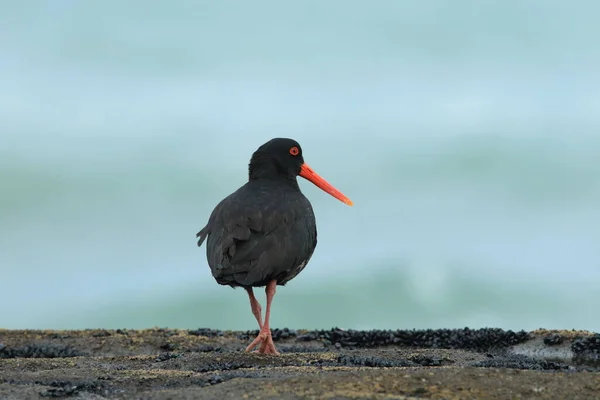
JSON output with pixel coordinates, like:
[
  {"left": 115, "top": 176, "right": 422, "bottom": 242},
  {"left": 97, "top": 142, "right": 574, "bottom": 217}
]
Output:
[{"left": 197, "top": 183, "right": 317, "bottom": 287}]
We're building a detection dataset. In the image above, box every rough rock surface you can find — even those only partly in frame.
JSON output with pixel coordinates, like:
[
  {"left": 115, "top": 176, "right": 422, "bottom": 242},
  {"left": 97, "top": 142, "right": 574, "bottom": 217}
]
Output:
[{"left": 1, "top": 327, "right": 599, "bottom": 399}]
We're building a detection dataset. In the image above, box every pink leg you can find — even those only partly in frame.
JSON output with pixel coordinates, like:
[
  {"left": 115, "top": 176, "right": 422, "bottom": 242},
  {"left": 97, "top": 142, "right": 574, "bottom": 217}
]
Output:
[
  {"left": 245, "top": 287, "right": 263, "bottom": 330},
  {"left": 245, "top": 280, "right": 280, "bottom": 355}
]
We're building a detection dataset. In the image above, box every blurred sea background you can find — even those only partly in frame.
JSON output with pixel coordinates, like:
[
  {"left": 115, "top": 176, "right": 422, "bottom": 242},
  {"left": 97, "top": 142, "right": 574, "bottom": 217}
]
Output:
[{"left": 1, "top": 1, "right": 599, "bottom": 333}]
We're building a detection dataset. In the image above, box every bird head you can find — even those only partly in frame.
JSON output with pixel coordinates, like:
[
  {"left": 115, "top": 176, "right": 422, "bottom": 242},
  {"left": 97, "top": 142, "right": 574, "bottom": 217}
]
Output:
[{"left": 248, "top": 138, "right": 353, "bottom": 206}]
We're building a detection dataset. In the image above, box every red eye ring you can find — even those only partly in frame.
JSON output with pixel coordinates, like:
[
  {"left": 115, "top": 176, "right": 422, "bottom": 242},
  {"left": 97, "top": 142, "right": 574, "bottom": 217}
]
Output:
[{"left": 289, "top": 146, "right": 299, "bottom": 156}]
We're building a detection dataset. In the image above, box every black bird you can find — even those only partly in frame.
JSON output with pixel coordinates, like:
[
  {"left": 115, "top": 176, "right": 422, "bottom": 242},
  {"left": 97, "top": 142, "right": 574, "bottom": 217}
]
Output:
[{"left": 196, "top": 138, "right": 352, "bottom": 354}]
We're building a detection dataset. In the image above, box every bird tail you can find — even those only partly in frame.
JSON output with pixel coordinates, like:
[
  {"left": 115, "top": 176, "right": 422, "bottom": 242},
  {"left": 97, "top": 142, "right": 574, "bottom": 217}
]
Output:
[{"left": 196, "top": 225, "right": 209, "bottom": 247}]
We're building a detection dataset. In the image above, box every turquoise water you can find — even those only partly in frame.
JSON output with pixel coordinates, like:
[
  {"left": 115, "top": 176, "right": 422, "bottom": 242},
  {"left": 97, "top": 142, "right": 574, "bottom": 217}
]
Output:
[{"left": 1, "top": 1, "right": 599, "bottom": 332}]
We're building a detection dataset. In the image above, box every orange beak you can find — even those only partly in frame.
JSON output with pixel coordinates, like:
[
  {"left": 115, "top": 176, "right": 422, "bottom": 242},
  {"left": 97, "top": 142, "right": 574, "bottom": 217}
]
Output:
[{"left": 299, "top": 163, "right": 353, "bottom": 206}]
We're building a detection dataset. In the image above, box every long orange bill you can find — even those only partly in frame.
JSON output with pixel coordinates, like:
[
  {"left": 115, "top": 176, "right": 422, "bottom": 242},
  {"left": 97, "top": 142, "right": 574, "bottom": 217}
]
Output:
[{"left": 299, "top": 163, "right": 353, "bottom": 206}]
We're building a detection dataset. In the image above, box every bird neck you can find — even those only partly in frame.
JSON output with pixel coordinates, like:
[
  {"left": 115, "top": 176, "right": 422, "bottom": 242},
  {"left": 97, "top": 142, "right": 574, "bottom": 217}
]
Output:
[{"left": 248, "top": 155, "right": 300, "bottom": 189}]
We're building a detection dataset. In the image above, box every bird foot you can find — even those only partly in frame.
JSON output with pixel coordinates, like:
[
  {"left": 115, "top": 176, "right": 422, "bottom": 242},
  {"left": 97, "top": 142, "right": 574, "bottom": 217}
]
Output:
[{"left": 245, "top": 329, "right": 280, "bottom": 355}]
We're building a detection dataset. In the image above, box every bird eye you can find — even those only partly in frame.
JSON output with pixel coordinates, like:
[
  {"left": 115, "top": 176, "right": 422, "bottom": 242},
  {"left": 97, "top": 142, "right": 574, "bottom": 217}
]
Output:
[{"left": 289, "top": 146, "right": 299, "bottom": 156}]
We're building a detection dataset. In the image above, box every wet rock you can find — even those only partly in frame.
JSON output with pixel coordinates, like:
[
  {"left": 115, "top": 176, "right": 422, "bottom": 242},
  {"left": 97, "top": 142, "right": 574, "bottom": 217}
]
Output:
[
  {"left": 237, "top": 327, "right": 298, "bottom": 341},
  {"left": 296, "top": 332, "right": 318, "bottom": 341},
  {"left": 572, "top": 334, "right": 600, "bottom": 356},
  {"left": 0, "top": 343, "right": 84, "bottom": 359},
  {"left": 299, "top": 327, "right": 530, "bottom": 351},
  {"left": 48, "top": 333, "right": 71, "bottom": 339},
  {"left": 160, "top": 342, "right": 176, "bottom": 351},
  {"left": 335, "top": 354, "right": 415, "bottom": 368},
  {"left": 91, "top": 330, "right": 112, "bottom": 338},
  {"left": 188, "top": 328, "right": 223, "bottom": 337},
  {"left": 154, "top": 352, "right": 181, "bottom": 363},
  {"left": 208, "top": 375, "right": 224, "bottom": 385},
  {"left": 196, "top": 344, "right": 221, "bottom": 352},
  {"left": 410, "top": 355, "right": 453, "bottom": 367},
  {"left": 38, "top": 381, "right": 101, "bottom": 398},
  {"left": 272, "top": 327, "right": 296, "bottom": 341},
  {"left": 194, "top": 360, "right": 253, "bottom": 373},
  {"left": 279, "top": 345, "right": 327, "bottom": 353},
  {"left": 543, "top": 334, "right": 563, "bottom": 346},
  {"left": 472, "top": 354, "right": 572, "bottom": 370}
]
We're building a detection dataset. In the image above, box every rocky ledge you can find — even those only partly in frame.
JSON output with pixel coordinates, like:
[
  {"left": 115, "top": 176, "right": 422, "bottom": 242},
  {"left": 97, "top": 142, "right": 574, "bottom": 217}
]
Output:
[{"left": 0, "top": 327, "right": 599, "bottom": 399}]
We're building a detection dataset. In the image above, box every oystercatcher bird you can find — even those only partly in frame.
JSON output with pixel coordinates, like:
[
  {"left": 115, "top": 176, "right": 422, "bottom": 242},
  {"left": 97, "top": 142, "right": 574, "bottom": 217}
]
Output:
[{"left": 196, "top": 138, "right": 352, "bottom": 354}]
